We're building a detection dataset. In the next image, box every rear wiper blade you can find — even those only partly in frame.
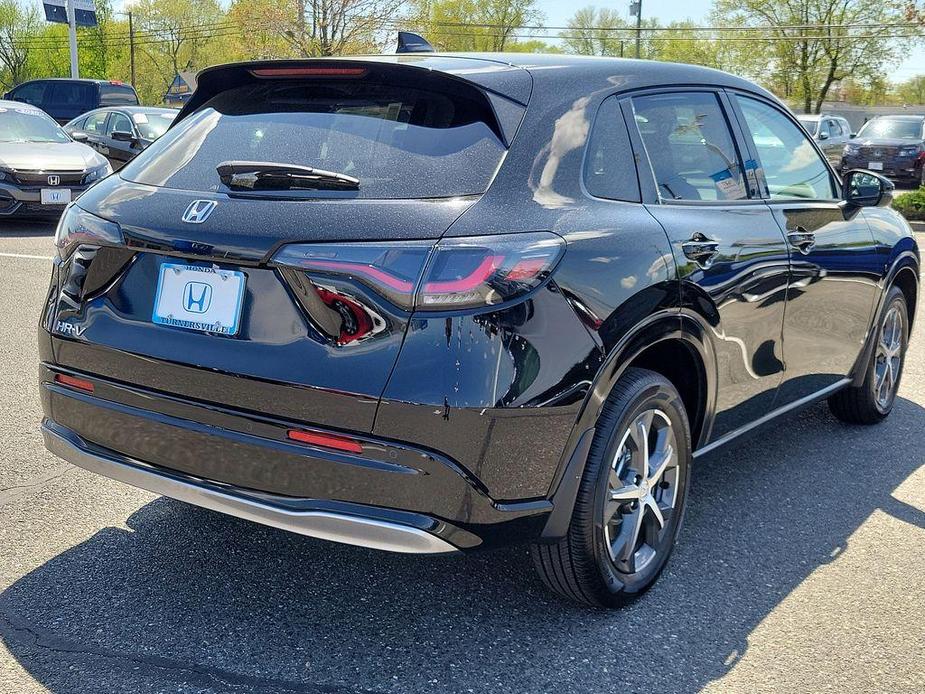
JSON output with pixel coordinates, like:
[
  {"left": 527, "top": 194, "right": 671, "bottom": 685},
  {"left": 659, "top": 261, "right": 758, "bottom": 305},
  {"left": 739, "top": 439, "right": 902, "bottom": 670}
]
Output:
[{"left": 216, "top": 161, "right": 359, "bottom": 191}]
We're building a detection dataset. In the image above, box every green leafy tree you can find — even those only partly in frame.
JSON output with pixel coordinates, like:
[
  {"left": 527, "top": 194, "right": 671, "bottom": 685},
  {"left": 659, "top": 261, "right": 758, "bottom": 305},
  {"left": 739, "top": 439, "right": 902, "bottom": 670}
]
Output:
[
  {"left": 413, "top": 0, "right": 541, "bottom": 52},
  {"left": 712, "top": 0, "right": 915, "bottom": 113},
  {"left": 0, "top": 0, "right": 39, "bottom": 89}
]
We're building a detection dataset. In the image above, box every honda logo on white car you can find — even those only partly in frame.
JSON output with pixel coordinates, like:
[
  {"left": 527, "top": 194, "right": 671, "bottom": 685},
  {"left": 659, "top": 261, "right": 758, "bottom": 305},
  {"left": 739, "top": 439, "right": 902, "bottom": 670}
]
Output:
[
  {"left": 182, "top": 200, "right": 217, "bottom": 224},
  {"left": 47, "top": 175, "right": 60, "bottom": 186}
]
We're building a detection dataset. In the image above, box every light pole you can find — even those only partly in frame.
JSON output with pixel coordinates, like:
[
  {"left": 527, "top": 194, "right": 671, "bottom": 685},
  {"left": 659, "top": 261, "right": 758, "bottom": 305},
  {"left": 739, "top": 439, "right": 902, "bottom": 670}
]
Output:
[
  {"left": 629, "top": 0, "right": 642, "bottom": 59},
  {"left": 66, "top": 0, "right": 79, "bottom": 78}
]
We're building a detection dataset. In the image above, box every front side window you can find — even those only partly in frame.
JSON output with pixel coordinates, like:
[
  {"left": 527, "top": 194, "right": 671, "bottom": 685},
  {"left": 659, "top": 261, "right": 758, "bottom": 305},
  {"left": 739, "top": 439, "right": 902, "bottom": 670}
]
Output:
[
  {"left": 106, "top": 112, "right": 133, "bottom": 136},
  {"left": 633, "top": 91, "right": 747, "bottom": 202},
  {"left": 736, "top": 96, "right": 837, "bottom": 200}
]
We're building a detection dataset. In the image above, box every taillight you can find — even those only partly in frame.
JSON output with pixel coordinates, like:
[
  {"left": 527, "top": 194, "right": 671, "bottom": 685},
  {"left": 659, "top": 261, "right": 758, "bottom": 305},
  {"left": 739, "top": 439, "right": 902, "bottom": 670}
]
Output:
[
  {"left": 54, "top": 204, "right": 124, "bottom": 260},
  {"left": 270, "top": 232, "right": 564, "bottom": 312}
]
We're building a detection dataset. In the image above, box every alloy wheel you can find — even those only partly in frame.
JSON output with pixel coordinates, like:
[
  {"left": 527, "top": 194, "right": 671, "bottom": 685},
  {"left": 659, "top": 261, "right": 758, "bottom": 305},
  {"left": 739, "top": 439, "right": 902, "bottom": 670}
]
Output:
[
  {"left": 603, "top": 409, "right": 679, "bottom": 574},
  {"left": 874, "top": 305, "right": 904, "bottom": 409}
]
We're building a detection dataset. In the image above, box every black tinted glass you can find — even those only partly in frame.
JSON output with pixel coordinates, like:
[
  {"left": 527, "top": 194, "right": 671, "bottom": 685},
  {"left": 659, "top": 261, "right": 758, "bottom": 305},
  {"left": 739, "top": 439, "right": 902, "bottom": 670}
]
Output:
[
  {"left": 121, "top": 80, "right": 506, "bottom": 199},
  {"left": 633, "top": 92, "right": 747, "bottom": 202},
  {"left": 100, "top": 84, "right": 139, "bottom": 105},
  {"left": 49, "top": 82, "right": 95, "bottom": 107},
  {"left": 584, "top": 96, "right": 640, "bottom": 202}
]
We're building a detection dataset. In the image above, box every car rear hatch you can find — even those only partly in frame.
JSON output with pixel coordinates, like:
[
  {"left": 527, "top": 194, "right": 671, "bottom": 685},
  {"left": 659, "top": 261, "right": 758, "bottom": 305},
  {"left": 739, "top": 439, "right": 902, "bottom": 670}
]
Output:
[{"left": 47, "top": 58, "right": 531, "bottom": 434}]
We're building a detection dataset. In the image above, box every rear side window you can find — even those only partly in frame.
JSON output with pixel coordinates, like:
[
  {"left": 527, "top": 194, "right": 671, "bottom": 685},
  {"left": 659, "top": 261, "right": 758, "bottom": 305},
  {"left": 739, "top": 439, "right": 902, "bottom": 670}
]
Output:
[
  {"left": 121, "top": 79, "right": 507, "bottom": 199},
  {"left": 584, "top": 96, "right": 640, "bottom": 202},
  {"left": 100, "top": 84, "right": 138, "bottom": 106},
  {"left": 633, "top": 92, "right": 747, "bottom": 202},
  {"left": 736, "top": 96, "right": 837, "bottom": 200},
  {"left": 49, "top": 82, "right": 95, "bottom": 108},
  {"left": 83, "top": 111, "right": 108, "bottom": 133}
]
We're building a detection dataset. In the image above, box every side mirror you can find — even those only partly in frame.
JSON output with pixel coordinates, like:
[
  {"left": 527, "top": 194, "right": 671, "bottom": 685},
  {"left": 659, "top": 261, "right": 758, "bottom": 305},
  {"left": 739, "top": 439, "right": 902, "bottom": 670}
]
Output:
[
  {"left": 819, "top": 131, "right": 829, "bottom": 140},
  {"left": 850, "top": 132, "right": 857, "bottom": 139},
  {"left": 842, "top": 169, "right": 893, "bottom": 208},
  {"left": 70, "top": 131, "right": 89, "bottom": 142},
  {"left": 110, "top": 129, "right": 136, "bottom": 143}
]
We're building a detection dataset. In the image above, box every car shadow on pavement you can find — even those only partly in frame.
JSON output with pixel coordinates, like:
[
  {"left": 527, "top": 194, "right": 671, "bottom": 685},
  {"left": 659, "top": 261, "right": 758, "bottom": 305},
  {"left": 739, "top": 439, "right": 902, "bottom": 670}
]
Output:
[
  {"left": 0, "top": 219, "right": 57, "bottom": 237},
  {"left": 1, "top": 399, "right": 924, "bottom": 693}
]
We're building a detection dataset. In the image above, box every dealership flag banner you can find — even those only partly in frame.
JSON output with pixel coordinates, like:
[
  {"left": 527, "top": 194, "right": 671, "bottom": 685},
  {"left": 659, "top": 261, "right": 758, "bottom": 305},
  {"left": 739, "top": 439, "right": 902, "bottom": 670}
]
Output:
[{"left": 43, "top": 0, "right": 98, "bottom": 27}]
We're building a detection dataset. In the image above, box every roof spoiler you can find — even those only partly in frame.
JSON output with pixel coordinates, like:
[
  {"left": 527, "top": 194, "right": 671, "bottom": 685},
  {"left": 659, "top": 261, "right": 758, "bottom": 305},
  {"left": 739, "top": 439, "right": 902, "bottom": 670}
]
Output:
[{"left": 396, "top": 31, "right": 435, "bottom": 54}]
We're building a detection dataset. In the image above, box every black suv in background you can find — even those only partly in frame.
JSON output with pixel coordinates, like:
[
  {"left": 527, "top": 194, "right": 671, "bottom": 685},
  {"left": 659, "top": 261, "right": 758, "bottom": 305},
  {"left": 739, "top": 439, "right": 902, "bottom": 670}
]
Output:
[
  {"left": 841, "top": 115, "right": 925, "bottom": 185},
  {"left": 4, "top": 79, "right": 139, "bottom": 125},
  {"left": 39, "top": 56, "right": 918, "bottom": 608}
]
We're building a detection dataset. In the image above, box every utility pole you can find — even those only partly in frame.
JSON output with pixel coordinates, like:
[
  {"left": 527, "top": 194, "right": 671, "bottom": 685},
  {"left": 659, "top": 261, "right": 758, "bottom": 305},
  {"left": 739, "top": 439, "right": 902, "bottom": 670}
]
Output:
[
  {"left": 66, "top": 0, "right": 79, "bottom": 78},
  {"left": 128, "top": 11, "right": 136, "bottom": 86},
  {"left": 629, "top": 0, "right": 642, "bottom": 59}
]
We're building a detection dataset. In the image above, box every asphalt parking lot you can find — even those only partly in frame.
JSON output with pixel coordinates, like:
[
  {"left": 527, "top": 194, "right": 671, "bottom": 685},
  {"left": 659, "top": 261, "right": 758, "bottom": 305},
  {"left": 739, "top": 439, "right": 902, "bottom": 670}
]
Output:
[{"left": 0, "top": 220, "right": 923, "bottom": 694}]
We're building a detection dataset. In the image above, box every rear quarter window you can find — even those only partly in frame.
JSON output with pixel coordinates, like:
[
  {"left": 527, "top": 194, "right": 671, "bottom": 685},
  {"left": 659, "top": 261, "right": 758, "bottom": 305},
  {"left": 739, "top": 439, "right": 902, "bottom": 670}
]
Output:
[
  {"left": 121, "top": 79, "right": 507, "bottom": 199},
  {"left": 583, "top": 96, "right": 640, "bottom": 202},
  {"left": 48, "top": 82, "right": 96, "bottom": 108}
]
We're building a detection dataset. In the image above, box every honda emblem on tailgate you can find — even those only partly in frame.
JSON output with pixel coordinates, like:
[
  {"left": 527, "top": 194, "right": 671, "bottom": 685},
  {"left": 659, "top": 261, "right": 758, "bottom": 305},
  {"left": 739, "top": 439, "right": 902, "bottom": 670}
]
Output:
[{"left": 182, "top": 200, "right": 217, "bottom": 224}]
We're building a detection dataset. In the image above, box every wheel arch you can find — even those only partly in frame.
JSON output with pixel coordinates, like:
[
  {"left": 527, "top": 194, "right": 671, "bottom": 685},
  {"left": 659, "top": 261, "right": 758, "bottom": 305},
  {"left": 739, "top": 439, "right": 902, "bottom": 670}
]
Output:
[{"left": 539, "top": 309, "right": 716, "bottom": 540}]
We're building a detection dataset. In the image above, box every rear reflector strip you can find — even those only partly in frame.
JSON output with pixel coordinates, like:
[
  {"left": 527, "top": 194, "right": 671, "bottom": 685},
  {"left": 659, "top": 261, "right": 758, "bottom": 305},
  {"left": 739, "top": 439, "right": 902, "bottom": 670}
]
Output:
[
  {"left": 287, "top": 429, "right": 364, "bottom": 454},
  {"left": 54, "top": 373, "right": 95, "bottom": 393},
  {"left": 251, "top": 67, "right": 368, "bottom": 78}
]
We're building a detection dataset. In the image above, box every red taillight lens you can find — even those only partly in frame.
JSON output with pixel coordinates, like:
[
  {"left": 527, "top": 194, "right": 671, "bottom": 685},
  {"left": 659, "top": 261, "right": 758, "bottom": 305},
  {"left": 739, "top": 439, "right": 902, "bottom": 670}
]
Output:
[
  {"left": 287, "top": 429, "right": 363, "bottom": 453},
  {"left": 270, "top": 232, "right": 564, "bottom": 312},
  {"left": 54, "top": 373, "right": 94, "bottom": 393},
  {"left": 418, "top": 233, "right": 564, "bottom": 310}
]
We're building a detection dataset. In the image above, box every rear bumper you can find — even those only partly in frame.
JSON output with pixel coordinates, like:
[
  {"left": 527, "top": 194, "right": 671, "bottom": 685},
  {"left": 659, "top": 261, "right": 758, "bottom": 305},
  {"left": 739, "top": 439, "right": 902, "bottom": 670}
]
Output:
[
  {"left": 42, "top": 419, "right": 460, "bottom": 554},
  {"left": 40, "top": 365, "right": 552, "bottom": 551}
]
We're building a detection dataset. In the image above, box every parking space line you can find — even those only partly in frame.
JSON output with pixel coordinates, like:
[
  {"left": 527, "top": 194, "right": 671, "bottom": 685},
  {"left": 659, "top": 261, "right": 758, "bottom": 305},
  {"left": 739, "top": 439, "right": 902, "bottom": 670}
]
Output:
[{"left": 0, "top": 252, "right": 54, "bottom": 261}]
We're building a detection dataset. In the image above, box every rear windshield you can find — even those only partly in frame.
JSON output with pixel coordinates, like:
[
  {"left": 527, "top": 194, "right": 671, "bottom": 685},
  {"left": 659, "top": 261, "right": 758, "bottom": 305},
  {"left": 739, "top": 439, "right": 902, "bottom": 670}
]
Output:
[
  {"left": 857, "top": 118, "right": 923, "bottom": 140},
  {"left": 120, "top": 79, "right": 506, "bottom": 199}
]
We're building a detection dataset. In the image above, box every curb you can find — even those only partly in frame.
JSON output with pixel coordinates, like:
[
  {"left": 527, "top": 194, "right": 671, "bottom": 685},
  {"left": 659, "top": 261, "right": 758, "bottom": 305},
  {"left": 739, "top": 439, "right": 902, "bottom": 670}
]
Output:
[{"left": 908, "top": 220, "right": 925, "bottom": 233}]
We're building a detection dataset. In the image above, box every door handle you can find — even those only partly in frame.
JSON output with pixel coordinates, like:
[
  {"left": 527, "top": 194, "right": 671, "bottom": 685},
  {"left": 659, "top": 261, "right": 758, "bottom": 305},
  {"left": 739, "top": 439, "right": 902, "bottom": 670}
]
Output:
[
  {"left": 787, "top": 227, "right": 816, "bottom": 254},
  {"left": 681, "top": 234, "right": 720, "bottom": 268}
]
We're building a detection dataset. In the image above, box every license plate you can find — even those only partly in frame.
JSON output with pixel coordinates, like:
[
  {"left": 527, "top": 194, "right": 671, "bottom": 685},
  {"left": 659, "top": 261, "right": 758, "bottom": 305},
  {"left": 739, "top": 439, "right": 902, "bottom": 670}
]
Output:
[
  {"left": 152, "top": 264, "right": 246, "bottom": 335},
  {"left": 41, "top": 188, "right": 71, "bottom": 205},
  {"left": 868, "top": 162, "right": 884, "bottom": 171}
]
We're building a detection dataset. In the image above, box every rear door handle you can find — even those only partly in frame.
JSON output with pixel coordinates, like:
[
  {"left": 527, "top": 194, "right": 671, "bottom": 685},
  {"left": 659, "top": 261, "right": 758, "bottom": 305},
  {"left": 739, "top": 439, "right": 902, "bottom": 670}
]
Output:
[
  {"left": 681, "top": 234, "right": 720, "bottom": 267},
  {"left": 787, "top": 227, "right": 816, "bottom": 254}
]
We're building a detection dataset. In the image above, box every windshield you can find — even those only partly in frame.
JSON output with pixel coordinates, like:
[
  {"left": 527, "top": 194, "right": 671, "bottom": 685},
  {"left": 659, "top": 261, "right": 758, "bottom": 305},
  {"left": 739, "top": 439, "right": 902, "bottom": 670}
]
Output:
[
  {"left": 858, "top": 118, "right": 923, "bottom": 140},
  {"left": 797, "top": 117, "right": 818, "bottom": 136},
  {"left": 133, "top": 111, "right": 176, "bottom": 140},
  {"left": 0, "top": 107, "right": 70, "bottom": 143},
  {"left": 120, "top": 80, "right": 506, "bottom": 199}
]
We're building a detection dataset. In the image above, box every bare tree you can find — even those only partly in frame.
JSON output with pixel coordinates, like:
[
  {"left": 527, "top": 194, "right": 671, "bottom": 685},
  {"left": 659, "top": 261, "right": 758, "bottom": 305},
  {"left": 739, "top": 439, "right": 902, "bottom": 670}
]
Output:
[{"left": 283, "top": 0, "right": 408, "bottom": 56}]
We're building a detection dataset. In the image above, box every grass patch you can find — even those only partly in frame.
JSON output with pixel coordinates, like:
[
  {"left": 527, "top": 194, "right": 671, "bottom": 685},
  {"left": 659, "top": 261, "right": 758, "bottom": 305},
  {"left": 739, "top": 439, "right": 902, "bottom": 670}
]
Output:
[{"left": 893, "top": 187, "right": 925, "bottom": 221}]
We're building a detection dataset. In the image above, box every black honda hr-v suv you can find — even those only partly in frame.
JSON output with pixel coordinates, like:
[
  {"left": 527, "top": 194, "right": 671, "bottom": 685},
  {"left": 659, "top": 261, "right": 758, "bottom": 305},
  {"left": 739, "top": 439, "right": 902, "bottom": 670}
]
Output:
[{"left": 39, "top": 54, "right": 918, "bottom": 608}]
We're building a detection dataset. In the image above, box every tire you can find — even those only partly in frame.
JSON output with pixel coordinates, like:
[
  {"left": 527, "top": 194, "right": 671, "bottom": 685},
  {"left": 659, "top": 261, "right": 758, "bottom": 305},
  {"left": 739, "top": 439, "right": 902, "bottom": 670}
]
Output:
[
  {"left": 828, "top": 286, "right": 909, "bottom": 425},
  {"left": 532, "top": 367, "right": 692, "bottom": 608}
]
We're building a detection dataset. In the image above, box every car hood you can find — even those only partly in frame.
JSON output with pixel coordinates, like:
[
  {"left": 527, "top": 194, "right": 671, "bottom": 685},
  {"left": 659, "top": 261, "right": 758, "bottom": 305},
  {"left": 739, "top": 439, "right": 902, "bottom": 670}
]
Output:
[
  {"left": 851, "top": 138, "right": 921, "bottom": 148},
  {"left": 0, "top": 141, "right": 107, "bottom": 171}
]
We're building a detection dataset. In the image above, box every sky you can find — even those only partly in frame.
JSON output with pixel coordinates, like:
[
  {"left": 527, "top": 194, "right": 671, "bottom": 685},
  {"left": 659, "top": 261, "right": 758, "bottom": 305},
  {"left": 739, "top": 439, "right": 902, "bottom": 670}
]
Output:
[{"left": 533, "top": 0, "right": 925, "bottom": 80}]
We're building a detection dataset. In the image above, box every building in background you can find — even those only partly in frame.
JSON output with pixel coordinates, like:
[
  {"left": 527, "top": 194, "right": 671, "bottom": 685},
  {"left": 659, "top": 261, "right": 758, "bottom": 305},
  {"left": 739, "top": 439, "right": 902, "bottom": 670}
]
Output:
[{"left": 164, "top": 72, "right": 197, "bottom": 108}]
